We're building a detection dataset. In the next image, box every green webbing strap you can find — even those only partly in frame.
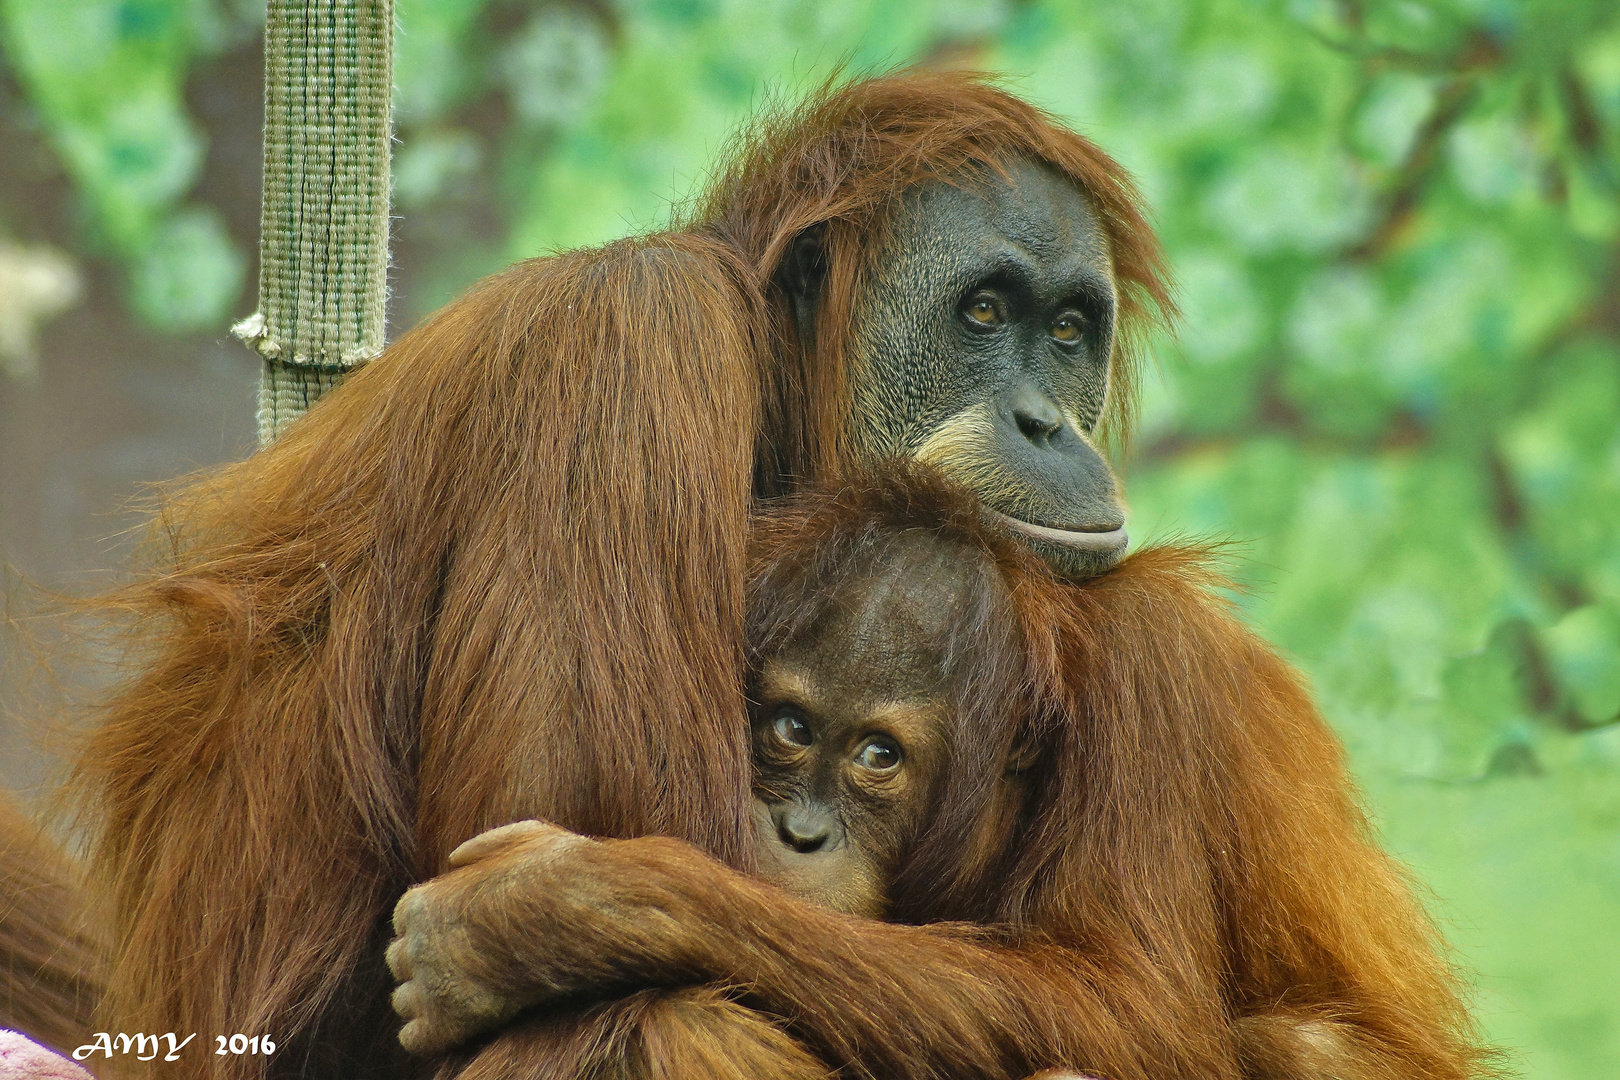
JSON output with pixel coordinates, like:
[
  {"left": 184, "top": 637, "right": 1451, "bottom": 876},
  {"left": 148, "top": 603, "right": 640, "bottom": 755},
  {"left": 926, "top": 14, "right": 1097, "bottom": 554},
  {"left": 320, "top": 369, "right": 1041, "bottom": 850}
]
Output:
[{"left": 233, "top": 0, "right": 394, "bottom": 447}]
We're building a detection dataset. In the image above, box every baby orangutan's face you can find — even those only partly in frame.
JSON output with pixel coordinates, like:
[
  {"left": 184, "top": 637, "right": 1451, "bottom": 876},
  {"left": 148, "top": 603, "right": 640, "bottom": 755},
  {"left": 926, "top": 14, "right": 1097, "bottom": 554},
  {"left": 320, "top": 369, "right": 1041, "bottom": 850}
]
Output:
[{"left": 748, "top": 554, "right": 965, "bottom": 918}]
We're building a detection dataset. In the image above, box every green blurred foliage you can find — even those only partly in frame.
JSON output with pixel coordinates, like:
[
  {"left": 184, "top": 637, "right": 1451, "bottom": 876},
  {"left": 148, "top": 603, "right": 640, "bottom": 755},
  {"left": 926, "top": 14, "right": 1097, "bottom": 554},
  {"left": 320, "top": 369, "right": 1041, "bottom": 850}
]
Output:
[
  {"left": 3, "top": 0, "right": 1619, "bottom": 1075},
  {"left": 0, "top": 0, "right": 248, "bottom": 327}
]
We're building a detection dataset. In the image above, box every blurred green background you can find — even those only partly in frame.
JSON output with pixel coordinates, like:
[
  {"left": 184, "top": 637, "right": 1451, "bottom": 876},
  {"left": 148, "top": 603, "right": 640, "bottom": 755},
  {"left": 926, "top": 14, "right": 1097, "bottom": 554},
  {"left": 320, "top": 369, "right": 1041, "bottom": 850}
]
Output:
[{"left": 1, "top": 0, "right": 1617, "bottom": 1075}]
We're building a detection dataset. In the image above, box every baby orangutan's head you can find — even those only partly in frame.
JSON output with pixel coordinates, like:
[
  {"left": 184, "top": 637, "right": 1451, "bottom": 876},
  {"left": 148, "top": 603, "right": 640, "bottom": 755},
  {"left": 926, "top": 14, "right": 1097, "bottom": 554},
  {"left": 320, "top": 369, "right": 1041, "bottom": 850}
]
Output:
[{"left": 745, "top": 471, "right": 1042, "bottom": 919}]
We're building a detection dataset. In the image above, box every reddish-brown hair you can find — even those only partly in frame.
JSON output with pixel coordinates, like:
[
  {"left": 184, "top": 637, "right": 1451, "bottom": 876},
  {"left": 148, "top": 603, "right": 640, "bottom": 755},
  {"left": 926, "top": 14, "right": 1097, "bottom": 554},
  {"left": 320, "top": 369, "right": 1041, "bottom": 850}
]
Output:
[
  {"left": 71, "top": 234, "right": 771, "bottom": 1075},
  {"left": 0, "top": 796, "right": 101, "bottom": 1058}
]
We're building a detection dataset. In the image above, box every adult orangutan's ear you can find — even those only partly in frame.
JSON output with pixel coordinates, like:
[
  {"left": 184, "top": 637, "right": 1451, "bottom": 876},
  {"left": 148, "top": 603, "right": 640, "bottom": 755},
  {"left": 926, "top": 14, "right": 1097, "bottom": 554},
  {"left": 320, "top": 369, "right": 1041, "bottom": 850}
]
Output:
[
  {"left": 1006, "top": 730, "right": 1042, "bottom": 774},
  {"left": 777, "top": 224, "right": 827, "bottom": 345}
]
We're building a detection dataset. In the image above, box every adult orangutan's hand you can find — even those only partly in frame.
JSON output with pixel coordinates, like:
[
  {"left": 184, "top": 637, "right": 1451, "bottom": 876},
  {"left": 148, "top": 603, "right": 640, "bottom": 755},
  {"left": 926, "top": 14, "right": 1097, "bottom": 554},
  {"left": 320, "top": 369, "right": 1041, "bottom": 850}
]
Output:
[{"left": 386, "top": 820, "right": 714, "bottom": 1056}]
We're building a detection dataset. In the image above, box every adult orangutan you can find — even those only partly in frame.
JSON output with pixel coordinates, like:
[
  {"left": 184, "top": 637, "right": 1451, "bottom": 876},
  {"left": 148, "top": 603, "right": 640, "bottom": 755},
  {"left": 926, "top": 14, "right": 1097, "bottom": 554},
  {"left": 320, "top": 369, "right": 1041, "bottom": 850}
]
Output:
[
  {"left": 67, "top": 72, "right": 1484, "bottom": 1079},
  {"left": 0, "top": 795, "right": 100, "bottom": 1058}
]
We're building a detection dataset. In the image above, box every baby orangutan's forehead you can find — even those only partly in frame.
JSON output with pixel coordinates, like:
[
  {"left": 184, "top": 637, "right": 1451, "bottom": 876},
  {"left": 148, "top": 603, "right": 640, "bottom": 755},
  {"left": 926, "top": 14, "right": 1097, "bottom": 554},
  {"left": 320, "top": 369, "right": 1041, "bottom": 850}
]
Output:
[
  {"left": 763, "top": 611, "right": 970, "bottom": 717},
  {"left": 751, "top": 531, "right": 1008, "bottom": 708},
  {"left": 849, "top": 531, "right": 988, "bottom": 624}
]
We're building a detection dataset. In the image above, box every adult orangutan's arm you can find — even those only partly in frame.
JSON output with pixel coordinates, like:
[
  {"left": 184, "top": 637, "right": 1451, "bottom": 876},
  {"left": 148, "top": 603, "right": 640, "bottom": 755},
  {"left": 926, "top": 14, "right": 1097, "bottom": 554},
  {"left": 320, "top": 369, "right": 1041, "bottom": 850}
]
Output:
[{"left": 387, "top": 822, "right": 1192, "bottom": 1080}]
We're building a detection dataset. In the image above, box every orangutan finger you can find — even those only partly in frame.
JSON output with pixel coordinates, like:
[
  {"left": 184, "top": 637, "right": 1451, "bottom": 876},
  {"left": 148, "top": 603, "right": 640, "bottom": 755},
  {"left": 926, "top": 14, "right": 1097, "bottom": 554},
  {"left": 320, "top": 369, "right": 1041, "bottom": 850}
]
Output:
[
  {"left": 384, "top": 936, "right": 412, "bottom": 981},
  {"left": 390, "top": 979, "right": 422, "bottom": 1022},
  {"left": 391, "top": 885, "right": 426, "bottom": 935},
  {"left": 396, "top": 1014, "right": 448, "bottom": 1058},
  {"left": 447, "top": 819, "right": 563, "bottom": 867}
]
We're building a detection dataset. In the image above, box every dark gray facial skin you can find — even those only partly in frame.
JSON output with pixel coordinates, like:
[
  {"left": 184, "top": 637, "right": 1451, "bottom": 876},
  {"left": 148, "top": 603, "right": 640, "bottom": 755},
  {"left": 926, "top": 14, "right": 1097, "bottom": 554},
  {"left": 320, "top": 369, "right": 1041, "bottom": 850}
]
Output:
[
  {"left": 748, "top": 542, "right": 970, "bottom": 918},
  {"left": 781, "top": 158, "right": 1129, "bottom": 579}
]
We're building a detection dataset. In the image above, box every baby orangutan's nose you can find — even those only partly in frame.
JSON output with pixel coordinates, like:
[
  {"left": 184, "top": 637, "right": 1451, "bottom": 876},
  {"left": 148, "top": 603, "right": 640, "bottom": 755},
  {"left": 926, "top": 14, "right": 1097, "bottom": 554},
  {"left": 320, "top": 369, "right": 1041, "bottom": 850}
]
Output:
[{"left": 775, "top": 803, "right": 834, "bottom": 853}]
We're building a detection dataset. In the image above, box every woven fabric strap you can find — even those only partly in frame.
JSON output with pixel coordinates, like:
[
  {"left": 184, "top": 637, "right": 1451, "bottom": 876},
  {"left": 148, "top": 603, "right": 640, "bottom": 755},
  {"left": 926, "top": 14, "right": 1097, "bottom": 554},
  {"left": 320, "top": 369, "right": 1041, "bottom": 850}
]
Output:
[{"left": 235, "top": 0, "right": 394, "bottom": 446}]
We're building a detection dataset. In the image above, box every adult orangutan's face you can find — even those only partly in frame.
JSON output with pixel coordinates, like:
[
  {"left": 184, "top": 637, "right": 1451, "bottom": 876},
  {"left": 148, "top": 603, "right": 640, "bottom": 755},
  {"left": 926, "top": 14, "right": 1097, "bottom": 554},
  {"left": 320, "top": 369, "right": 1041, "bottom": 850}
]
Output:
[{"left": 783, "top": 158, "right": 1127, "bottom": 579}]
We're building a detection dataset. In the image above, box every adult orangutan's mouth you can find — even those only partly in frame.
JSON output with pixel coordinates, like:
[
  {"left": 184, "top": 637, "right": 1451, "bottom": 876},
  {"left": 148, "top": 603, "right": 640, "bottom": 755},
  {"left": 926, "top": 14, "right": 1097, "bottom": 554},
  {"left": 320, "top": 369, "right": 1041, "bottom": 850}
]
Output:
[{"left": 989, "top": 511, "right": 1129, "bottom": 554}]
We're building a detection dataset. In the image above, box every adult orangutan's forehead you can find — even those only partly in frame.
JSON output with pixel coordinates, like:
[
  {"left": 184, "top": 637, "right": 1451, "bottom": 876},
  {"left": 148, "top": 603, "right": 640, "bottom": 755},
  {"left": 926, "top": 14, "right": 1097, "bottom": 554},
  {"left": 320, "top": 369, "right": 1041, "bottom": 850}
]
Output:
[
  {"left": 930, "top": 159, "right": 1104, "bottom": 243},
  {"left": 978, "top": 159, "right": 1111, "bottom": 265},
  {"left": 879, "top": 159, "right": 1116, "bottom": 306}
]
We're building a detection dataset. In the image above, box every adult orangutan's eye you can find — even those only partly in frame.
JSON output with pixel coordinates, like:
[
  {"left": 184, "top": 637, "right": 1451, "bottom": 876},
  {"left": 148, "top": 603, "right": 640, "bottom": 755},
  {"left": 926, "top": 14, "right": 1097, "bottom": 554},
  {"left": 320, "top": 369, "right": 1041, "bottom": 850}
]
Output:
[
  {"left": 962, "top": 292, "right": 1004, "bottom": 329},
  {"left": 1050, "top": 312, "right": 1084, "bottom": 343},
  {"left": 854, "top": 738, "right": 902, "bottom": 772},
  {"left": 772, "top": 711, "right": 814, "bottom": 748}
]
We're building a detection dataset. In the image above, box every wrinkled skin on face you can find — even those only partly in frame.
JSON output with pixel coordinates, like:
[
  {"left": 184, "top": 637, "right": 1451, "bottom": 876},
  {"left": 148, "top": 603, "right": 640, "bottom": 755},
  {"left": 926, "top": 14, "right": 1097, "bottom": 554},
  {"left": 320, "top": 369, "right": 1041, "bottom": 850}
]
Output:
[
  {"left": 785, "top": 158, "right": 1129, "bottom": 579},
  {"left": 747, "top": 538, "right": 971, "bottom": 918}
]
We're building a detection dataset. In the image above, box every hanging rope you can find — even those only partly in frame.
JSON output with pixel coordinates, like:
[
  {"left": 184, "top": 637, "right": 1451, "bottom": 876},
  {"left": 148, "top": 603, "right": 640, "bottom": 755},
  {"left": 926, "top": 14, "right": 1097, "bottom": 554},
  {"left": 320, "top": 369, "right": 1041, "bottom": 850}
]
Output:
[{"left": 233, "top": 0, "right": 395, "bottom": 446}]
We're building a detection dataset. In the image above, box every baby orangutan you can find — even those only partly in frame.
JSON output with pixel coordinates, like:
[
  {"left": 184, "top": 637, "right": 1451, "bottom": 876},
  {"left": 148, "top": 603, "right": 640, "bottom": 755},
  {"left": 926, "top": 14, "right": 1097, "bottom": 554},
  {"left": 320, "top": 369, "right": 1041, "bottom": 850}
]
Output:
[
  {"left": 388, "top": 476, "right": 1079, "bottom": 1080},
  {"left": 388, "top": 471, "right": 1479, "bottom": 1080},
  {"left": 744, "top": 515, "right": 1036, "bottom": 922}
]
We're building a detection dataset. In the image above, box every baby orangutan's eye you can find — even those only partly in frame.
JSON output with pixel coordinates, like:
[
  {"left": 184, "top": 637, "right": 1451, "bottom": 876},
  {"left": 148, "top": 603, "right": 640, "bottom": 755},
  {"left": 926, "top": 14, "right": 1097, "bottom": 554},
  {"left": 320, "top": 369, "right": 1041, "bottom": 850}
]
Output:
[
  {"left": 854, "top": 738, "right": 902, "bottom": 773},
  {"left": 772, "top": 710, "right": 814, "bottom": 748}
]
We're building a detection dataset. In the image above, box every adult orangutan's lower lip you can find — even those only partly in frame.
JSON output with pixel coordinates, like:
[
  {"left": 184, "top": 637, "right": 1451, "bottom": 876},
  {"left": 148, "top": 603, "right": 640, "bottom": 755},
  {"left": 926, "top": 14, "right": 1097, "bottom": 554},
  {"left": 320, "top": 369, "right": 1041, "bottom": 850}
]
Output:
[{"left": 990, "top": 511, "right": 1128, "bottom": 554}]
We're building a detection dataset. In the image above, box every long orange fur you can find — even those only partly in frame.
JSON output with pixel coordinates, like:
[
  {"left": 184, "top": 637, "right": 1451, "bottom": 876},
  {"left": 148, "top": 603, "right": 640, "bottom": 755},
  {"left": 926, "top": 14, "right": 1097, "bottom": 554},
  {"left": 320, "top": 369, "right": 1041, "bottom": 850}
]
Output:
[{"left": 0, "top": 795, "right": 101, "bottom": 1058}]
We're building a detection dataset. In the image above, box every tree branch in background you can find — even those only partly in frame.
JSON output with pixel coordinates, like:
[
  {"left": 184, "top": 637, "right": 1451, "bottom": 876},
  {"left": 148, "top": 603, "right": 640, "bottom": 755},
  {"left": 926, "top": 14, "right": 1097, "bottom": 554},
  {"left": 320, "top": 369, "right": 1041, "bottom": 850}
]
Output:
[{"left": 1345, "top": 77, "right": 1478, "bottom": 261}]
